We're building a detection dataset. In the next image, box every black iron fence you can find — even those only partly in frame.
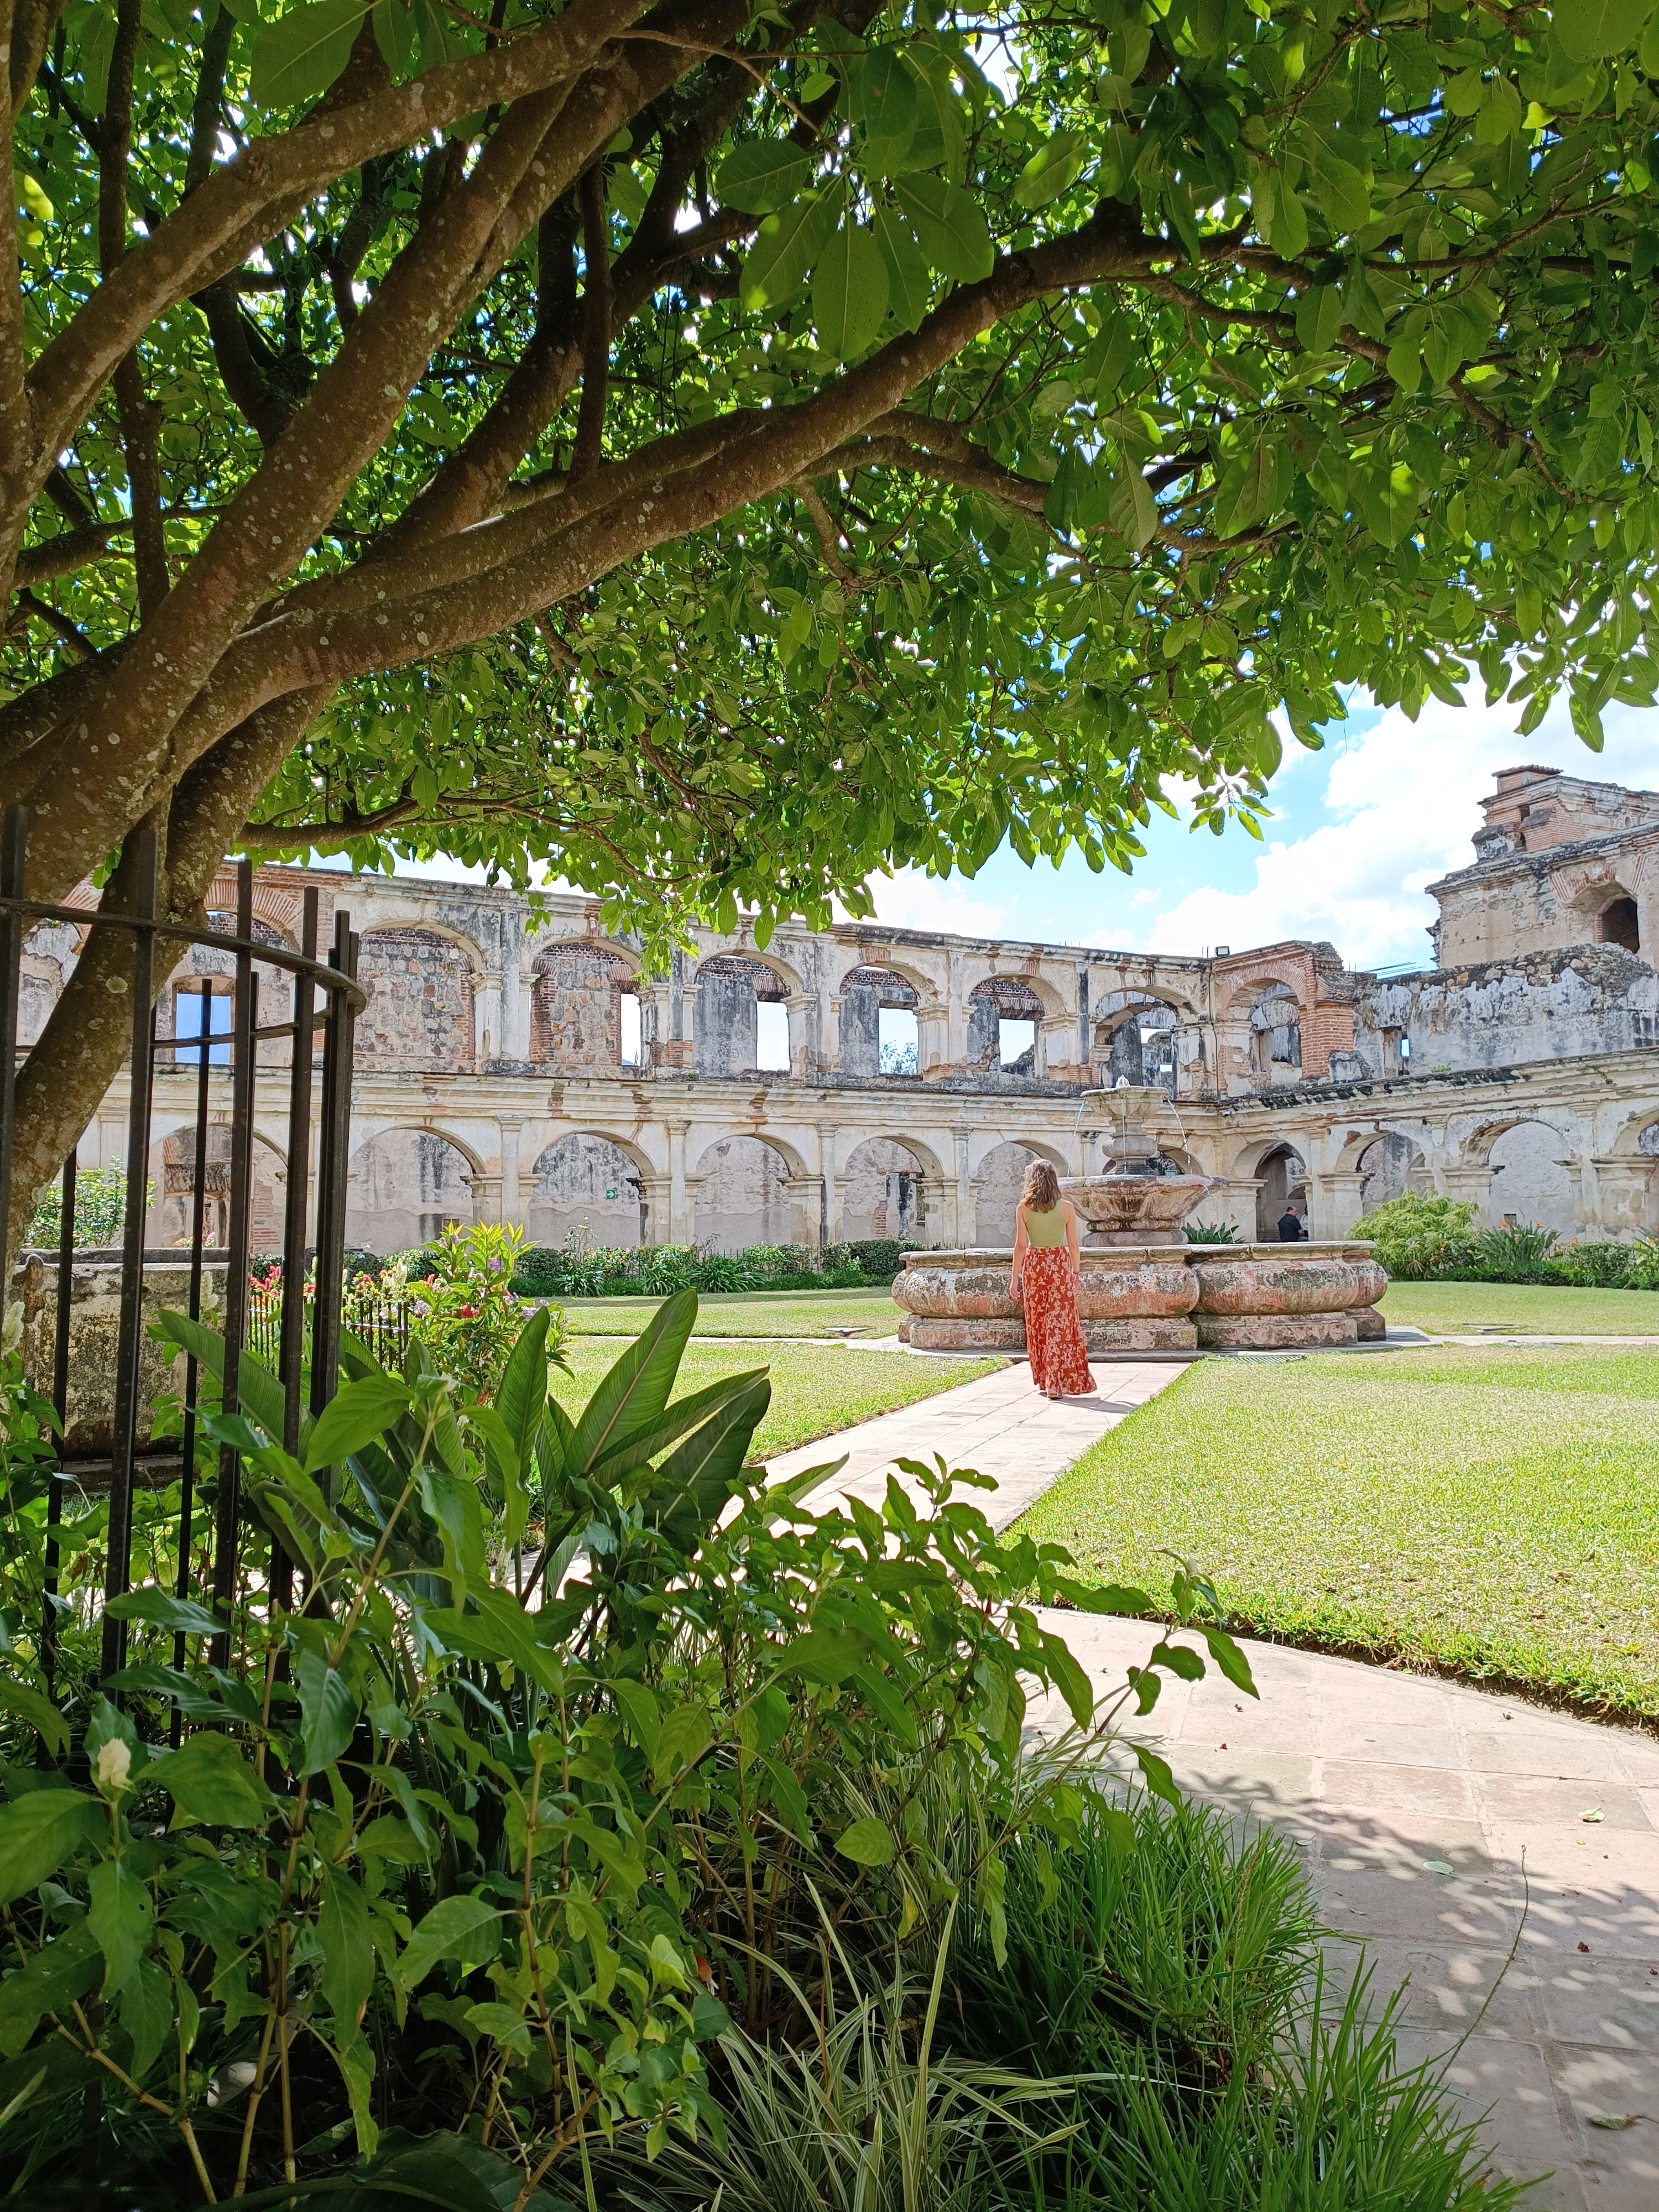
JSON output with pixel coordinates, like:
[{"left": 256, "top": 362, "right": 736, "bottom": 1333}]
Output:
[
  {"left": 0, "top": 806, "right": 364, "bottom": 1686},
  {"left": 247, "top": 1271, "right": 412, "bottom": 1376}
]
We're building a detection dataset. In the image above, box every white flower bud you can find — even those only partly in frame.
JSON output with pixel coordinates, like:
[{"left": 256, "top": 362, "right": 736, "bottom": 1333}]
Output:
[{"left": 93, "top": 1737, "right": 132, "bottom": 1795}]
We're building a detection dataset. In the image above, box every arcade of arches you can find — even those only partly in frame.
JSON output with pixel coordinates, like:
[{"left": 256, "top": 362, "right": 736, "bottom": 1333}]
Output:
[{"left": 29, "top": 764, "right": 1659, "bottom": 1255}]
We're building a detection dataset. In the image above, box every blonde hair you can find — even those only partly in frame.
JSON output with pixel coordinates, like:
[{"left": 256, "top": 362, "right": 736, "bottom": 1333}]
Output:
[{"left": 1022, "top": 1160, "right": 1061, "bottom": 1212}]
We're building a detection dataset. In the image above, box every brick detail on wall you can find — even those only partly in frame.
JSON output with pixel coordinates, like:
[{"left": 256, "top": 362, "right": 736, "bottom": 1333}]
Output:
[
  {"left": 357, "top": 928, "right": 477, "bottom": 1069},
  {"left": 530, "top": 943, "right": 627, "bottom": 1073}
]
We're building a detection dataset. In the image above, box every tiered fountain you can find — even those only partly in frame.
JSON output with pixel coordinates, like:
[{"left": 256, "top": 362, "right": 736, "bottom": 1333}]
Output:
[{"left": 892, "top": 1089, "right": 1386, "bottom": 1357}]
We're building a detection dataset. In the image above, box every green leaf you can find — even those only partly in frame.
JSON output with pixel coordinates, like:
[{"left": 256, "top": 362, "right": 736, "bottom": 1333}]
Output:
[
  {"left": 1109, "top": 465, "right": 1159, "bottom": 550},
  {"left": 1134, "top": 1744, "right": 1183, "bottom": 1809},
  {"left": 88, "top": 1857, "right": 153, "bottom": 1995},
  {"left": 566, "top": 1287, "right": 698, "bottom": 1473},
  {"left": 598, "top": 1365, "right": 769, "bottom": 1490},
  {"left": 304, "top": 1373, "right": 411, "bottom": 1475},
  {"left": 118, "top": 1958, "right": 174, "bottom": 2083},
  {"left": 812, "top": 220, "right": 889, "bottom": 359},
  {"left": 0, "top": 1788, "right": 102, "bottom": 1907},
  {"left": 851, "top": 1662, "right": 918, "bottom": 1747},
  {"left": 1556, "top": 0, "right": 1648, "bottom": 61},
  {"left": 1294, "top": 285, "right": 1344, "bottom": 356},
  {"left": 249, "top": 0, "right": 371, "bottom": 109},
  {"left": 1200, "top": 1625, "right": 1258, "bottom": 1697},
  {"left": 105, "top": 1585, "right": 222, "bottom": 1638},
  {"left": 871, "top": 200, "right": 931, "bottom": 330},
  {"left": 1212, "top": 440, "right": 1280, "bottom": 537},
  {"left": 295, "top": 1640, "right": 361, "bottom": 1775},
  {"left": 718, "top": 140, "right": 814, "bottom": 213},
  {"left": 835, "top": 1815, "right": 895, "bottom": 1866},
  {"left": 399, "top": 1896, "right": 503, "bottom": 1991},
  {"left": 150, "top": 1732, "right": 275, "bottom": 1827},
  {"left": 1300, "top": 131, "right": 1371, "bottom": 234},
  {"left": 483, "top": 1307, "right": 549, "bottom": 1547},
  {"left": 156, "top": 1312, "right": 298, "bottom": 1457},
  {"left": 739, "top": 185, "right": 843, "bottom": 311},
  {"left": 650, "top": 1702, "right": 713, "bottom": 1787},
  {"left": 1014, "top": 129, "right": 1085, "bottom": 211},
  {"left": 852, "top": 46, "right": 918, "bottom": 173},
  {"left": 1051, "top": 1578, "right": 1154, "bottom": 1616},
  {"left": 319, "top": 1868, "right": 375, "bottom": 2038},
  {"left": 893, "top": 174, "right": 994, "bottom": 282},
  {"left": 0, "top": 1679, "right": 69, "bottom": 1759},
  {"left": 637, "top": 1374, "right": 771, "bottom": 1543},
  {"left": 0, "top": 1922, "right": 102, "bottom": 2059},
  {"left": 611, "top": 1677, "right": 660, "bottom": 1760},
  {"left": 760, "top": 1753, "right": 811, "bottom": 1840},
  {"left": 427, "top": 1583, "right": 562, "bottom": 1694},
  {"left": 372, "top": 0, "right": 416, "bottom": 76},
  {"left": 774, "top": 1625, "right": 872, "bottom": 1683}
]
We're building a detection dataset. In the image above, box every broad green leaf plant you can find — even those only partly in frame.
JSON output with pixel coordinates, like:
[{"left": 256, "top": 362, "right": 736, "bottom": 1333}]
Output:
[
  {"left": 7, "top": 0, "right": 1659, "bottom": 1238},
  {"left": 0, "top": 1293, "right": 1247, "bottom": 2204}
]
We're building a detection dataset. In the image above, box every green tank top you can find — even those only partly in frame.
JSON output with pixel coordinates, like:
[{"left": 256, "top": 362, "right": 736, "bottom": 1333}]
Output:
[{"left": 1024, "top": 1203, "right": 1067, "bottom": 1248}]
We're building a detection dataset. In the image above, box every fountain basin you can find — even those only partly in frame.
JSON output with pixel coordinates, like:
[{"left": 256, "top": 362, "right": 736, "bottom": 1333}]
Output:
[
  {"left": 893, "top": 1243, "right": 1386, "bottom": 1357},
  {"left": 1060, "top": 1173, "right": 1218, "bottom": 1246}
]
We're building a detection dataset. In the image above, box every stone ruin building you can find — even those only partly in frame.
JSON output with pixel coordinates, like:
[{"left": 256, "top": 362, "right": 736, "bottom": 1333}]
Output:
[{"left": 25, "top": 763, "right": 1659, "bottom": 1255}]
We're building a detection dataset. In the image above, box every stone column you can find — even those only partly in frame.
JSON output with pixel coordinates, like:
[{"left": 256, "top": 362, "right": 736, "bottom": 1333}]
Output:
[
  {"left": 635, "top": 1173, "right": 671, "bottom": 1246},
  {"left": 1576, "top": 1149, "right": 1601, "bottom": 1232},
  {"left": 953, "top": 1123, "right": 973, "bottom": 1247},
  {"left": 497, "top": 1117, "right": 524, "bottom": 1228},
  {"left": 792, "top": 1176, "right": 826, "bottom": 1252},
  {"left": 666, "top": 1118, "right": 691, "bottom": 1243},
  {"left": 817, "top": 1121, "right": 841, "bottom": 1243},
  {"left": 477, "top": 971, "right": 504, "bottom": 1063},
  {"left": 514, "top": 967, "right": 539, "bottom": 1058},
  {"left": 786, "top": 992, "right": 815, "bottom": 1078},
  {"left": 1310, "top": 1171, "right": 1366, "bottom": 1240},
  {"left": 916, "top": 1002, "right": 948, "bottom": 1072},
  {"left": 470, "top": 1173, "right": 503, "bottom": 1226},
  {"left": 1040, "top": 1013, "right": 1072, "bottom": 1078}
]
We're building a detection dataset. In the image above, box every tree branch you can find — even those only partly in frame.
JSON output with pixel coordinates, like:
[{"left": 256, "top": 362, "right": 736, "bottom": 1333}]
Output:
[
  {"left": 12, "top": 588, "right": 98, "bottom": 658},
  {"left": 570, "top": 165, "right": 612, "bottom": 481},
  {"left": 100, "top": 0, "right": 170, "bottom": 617}
]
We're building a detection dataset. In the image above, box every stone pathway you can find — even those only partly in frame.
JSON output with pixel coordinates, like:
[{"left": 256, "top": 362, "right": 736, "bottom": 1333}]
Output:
[
  {"left": 768, "top": 1354, "right": 1659, "bottom": 2210},
  {"left": 764, "top": 1357, "right": 1184, "bottom": 1527}
]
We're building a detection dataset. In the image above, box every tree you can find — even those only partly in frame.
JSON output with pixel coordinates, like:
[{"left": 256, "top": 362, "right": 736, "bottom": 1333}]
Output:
[{"left": 3, "top": 0, "right": 1657, "bottom": 1244}]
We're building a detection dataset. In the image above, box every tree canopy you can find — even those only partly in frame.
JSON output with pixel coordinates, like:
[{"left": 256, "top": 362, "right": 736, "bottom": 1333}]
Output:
[{"left": 3, "top": 0, "right": 1658, "bottom": 1218}]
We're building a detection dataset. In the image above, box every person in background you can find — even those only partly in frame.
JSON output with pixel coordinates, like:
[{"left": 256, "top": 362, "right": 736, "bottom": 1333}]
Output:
[
  {"left": 1277, "top": 1204, "right": 1307, "bottom": 1242},
  {"left": 1009, "top": 1160, "right": 1094, "bottom": 1399}
]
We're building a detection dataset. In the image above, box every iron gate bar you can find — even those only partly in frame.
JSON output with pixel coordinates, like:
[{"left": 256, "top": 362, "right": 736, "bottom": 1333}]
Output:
[
  {"left": 272, "top": 889, "right": 319, "bottom": 1614},
  {"left": 309, "top": 914, "right": 358, "bottom": 1462},
  {"left": 0, "top": 808, "right": 27, "bottom": 1296},
  {"left": 0, "top": 898, "right": 365, "bottom": 1009},
  {"left": 101, "top": 829, "right": 160, "bottom": 1686},
  {"left": 41, "top": 1147, "right": 74, "bottom": 1693},
  {"left": 170, "top": 979, "right": 216, "bottom": 1743},
  {"left": 210, "top": 864, "right": 257, "bottom": 1668}
]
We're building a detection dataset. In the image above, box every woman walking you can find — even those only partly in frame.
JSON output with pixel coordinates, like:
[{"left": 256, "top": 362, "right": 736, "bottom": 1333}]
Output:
[{"left": 1009, "top": 1161, "right": 1093, "bottom": 1399}]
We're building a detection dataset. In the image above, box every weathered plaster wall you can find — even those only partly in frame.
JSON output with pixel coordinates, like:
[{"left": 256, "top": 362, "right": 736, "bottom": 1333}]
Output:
[{"left": 1354, "top": 947, "right": 1659, "bottom": 1076}]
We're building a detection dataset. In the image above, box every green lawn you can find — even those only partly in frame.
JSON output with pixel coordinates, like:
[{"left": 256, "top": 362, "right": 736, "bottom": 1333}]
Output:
[
  {"left": 1381, "top": 1277, "right": 1659, "bottom": 1336},
  {"left": 551, "top": 1287, "right": 906, "bottom": 1338},
  {"left": 1016, "top": 1342, "right": 1659, "bottom": 1721},
  {"left": 550, "top": 1335, "right": 1001, "bottom": 1459}
]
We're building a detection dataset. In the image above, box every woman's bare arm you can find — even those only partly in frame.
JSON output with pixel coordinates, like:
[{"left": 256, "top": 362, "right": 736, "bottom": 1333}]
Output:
[
  {"left": 1063, "top": 1199, "right": 1081, "bottom": 1274},
  {"left": 1009, "top": 1203, "right": 1028, "bottom": 1296}
]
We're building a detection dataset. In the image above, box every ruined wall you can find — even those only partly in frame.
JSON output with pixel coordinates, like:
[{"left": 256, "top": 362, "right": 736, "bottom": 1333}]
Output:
[
  {"left": 528, "top": 1134, "right": 643, "bottom": 1249},
  {"left": 693, "top": 1136, "right": 793, "bottom": 1249},
  {"left": 841, "top": 1137, "right": 925, "bottom": 1242},
  {"left": 973, "top": 1141, "right": 1039, "bottom": 1245},
  {"left": 357, "top": 928, "right": 476, "bottom": 1068},
  {"left": 530, "top": 944, "right": 627, "bottom": 1072},
  {"left": 695, "top": 956, "right": 783, "bottom": 1078},
  {"left": 1354, "top": 947, "right": 1659, "bottom": 1077},
  {"left": 345, "top": 1129, "right": 474, "bottom": 1251}
]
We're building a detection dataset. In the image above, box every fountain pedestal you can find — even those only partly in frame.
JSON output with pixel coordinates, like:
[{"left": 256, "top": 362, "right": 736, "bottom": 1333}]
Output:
[{"left": 892, "top": 1244, "right": 1386, "bottom": 1358}]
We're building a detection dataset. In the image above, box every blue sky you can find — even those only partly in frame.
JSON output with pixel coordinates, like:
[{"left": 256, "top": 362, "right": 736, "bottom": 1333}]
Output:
[
  {"left": 378, "top": 686, "right": 1659, "bottom": 975},
  {"left": 867, "top": 690, "right": 1659, "bottom": 972}
]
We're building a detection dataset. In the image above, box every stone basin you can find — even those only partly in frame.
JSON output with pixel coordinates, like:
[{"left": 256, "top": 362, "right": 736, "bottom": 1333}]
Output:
[
  {"left": 1060, "top": 1172, "right": 1217, "bottom": 1246},
  {"left": 893, "top": 1243, "right": 1386, "bottom": 1357}
]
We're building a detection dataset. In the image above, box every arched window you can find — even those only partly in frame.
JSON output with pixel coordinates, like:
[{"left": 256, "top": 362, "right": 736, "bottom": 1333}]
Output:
[
  {"left": 968, "top": 978, "right": 1044, "bottom": 1071},
  {"left": 840, "top": 967, "right": 919, "bottom": 1076},
  {"left": 1600, "top": 894, "right": 1641, "bottom": 954}
]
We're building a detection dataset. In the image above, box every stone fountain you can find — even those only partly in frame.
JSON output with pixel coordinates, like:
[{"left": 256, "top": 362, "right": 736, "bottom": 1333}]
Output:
[{"left": 891, "top": 1086, "right": 1387, "bottom": 1358}]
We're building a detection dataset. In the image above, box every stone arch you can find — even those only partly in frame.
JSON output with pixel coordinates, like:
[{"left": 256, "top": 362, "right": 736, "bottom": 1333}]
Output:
[
  {"left": 164, "top": 915, "right": 294, "bottom": 1068},
  {"left": 356, "top": 926, "right": 478, "bottom": 1069},
  {"left": 530, "top": 941, "right": 634, "bottom": 1072},
  {"left": 1487, "top": 1119, "right": 1578, "bottom": 1236},
  {"left": 1357, "top": 1133, "right": 1430, "bottom": 1212},
  {"left": 1252, "top": 1142, "right": 1308, "bottom": 1240},
  {"left": 1093, "top": 990, "right": 1185, "bottom": 1091},
  {"left": 1235, "top": 980, "right": 1302, "bottom": 1081},
  {"left": 146, "top": 1124, "right": 285, "bottom": 1251},
  {"left": 345, "top": 1128, "right": 476, "bottom": 1253},
  {"left": 839, "top": 965, "right": 920, "bottom": 1077},
  {"left": 971, "top": 1139, "right": 1053, "bottom": 1246},
  {"left": 841, "top": 1137, "right": 930, "bottom": 1243},
  {"left": 528, "top": 1133, "right": 645, "bottom": 1250},
  {"left": 967, "top": 977, "right": 1045, "bottom": 1072},
  {"left": 1597, "top": 887, "right": 1641, "bottom": 954},
  {"left": 692, "top": 1134, "right": 798, "bottom": 1250}
]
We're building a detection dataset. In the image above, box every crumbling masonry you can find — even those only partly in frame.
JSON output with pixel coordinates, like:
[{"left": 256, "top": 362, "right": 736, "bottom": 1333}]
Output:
[{"left": 29, "top": 765, "right": 1659, "bottom": 1254}]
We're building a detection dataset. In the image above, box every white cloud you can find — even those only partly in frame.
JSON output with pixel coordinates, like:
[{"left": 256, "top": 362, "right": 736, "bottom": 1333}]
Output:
[
  {"left": 862, "top": 868, "right": 1009, "bottom": 938},
  {"left": 1135, "top": 693, "right": 1659, "bottom": 969}
]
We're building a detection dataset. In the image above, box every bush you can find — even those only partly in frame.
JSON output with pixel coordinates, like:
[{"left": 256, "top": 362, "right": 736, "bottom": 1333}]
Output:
[
  {"left": 1352, "top": 1191, "right": 1475, "bottom": 1277},
  {"left": 1182, "top": 1220, "right": 1240, "bottom": 1244},
  {"left": 845, "top": 1238, "right": 916, "bottom": 1281},
  {"left": 25, "top": 1166, "right": 149, "bottom": 1249},
  {"left": 1545, "top": 1239, "right": 1635, "bottom": 1288},
  {"left": 509, "top": 1234, "right": 895, "bottom": 1298},
  {"left": 0, "top": 1293, "right": 1242, "bottom": 2203},
  {"left": 1456, "top": 1220, "right": 1560, "bottom": 1283},
  {"left": 1630, "top": 1235, "right": 1659, "bottom": 1291}
]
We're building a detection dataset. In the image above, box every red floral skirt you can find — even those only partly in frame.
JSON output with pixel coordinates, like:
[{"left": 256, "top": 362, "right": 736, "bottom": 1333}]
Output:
[{"left": 1020, "top": 1245, "right": 1093, "bottom": 1395}]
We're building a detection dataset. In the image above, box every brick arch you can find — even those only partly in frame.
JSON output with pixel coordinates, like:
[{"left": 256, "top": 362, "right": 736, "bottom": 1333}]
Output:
[
  {"left": 356, "top": 926, "right": 477, "bottom": 1070},
  {"left": 530, "top": 941, "right": 634, "bottom": 1072}
]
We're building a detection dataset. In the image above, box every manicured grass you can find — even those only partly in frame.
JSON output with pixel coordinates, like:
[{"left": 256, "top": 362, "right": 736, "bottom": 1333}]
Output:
[
  {"left": 552, "top": 1287, "right": 906, "bottom": 1338},
  {"left": 550, "top": 1335, "right": 1001, "bottom": 1459},
  {"left": 1016, "top": 1342, "right": 1659, "bottom": 1720},
  {"left": 1381, "top": 1277, "right": 1659, "bottom": 1336}
]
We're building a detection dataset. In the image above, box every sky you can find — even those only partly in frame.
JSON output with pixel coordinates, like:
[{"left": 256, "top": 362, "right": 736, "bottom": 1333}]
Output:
[
  {"left": 864, "top": 690, "right": 1659, "bottom": 971},
  {"left": 368, "top": 686, "right": 1659, "bottom": 974}
]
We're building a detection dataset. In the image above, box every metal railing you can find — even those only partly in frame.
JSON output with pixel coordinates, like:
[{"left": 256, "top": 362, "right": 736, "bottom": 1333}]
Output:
[{"left": 0, "top": 805, "right": 365, "bottom": 1688}]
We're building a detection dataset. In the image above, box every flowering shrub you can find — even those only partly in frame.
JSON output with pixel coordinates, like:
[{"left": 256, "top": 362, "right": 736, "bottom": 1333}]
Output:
[
  {"left": 25, "top": 1166, "right": 147, "bottom": 1248},
  {"left": 512, "top": 1232, "right": 870, "bottom": 1298},
  {"left": 399, "top": 1222, "right": 564, "bottom": 1395}
]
